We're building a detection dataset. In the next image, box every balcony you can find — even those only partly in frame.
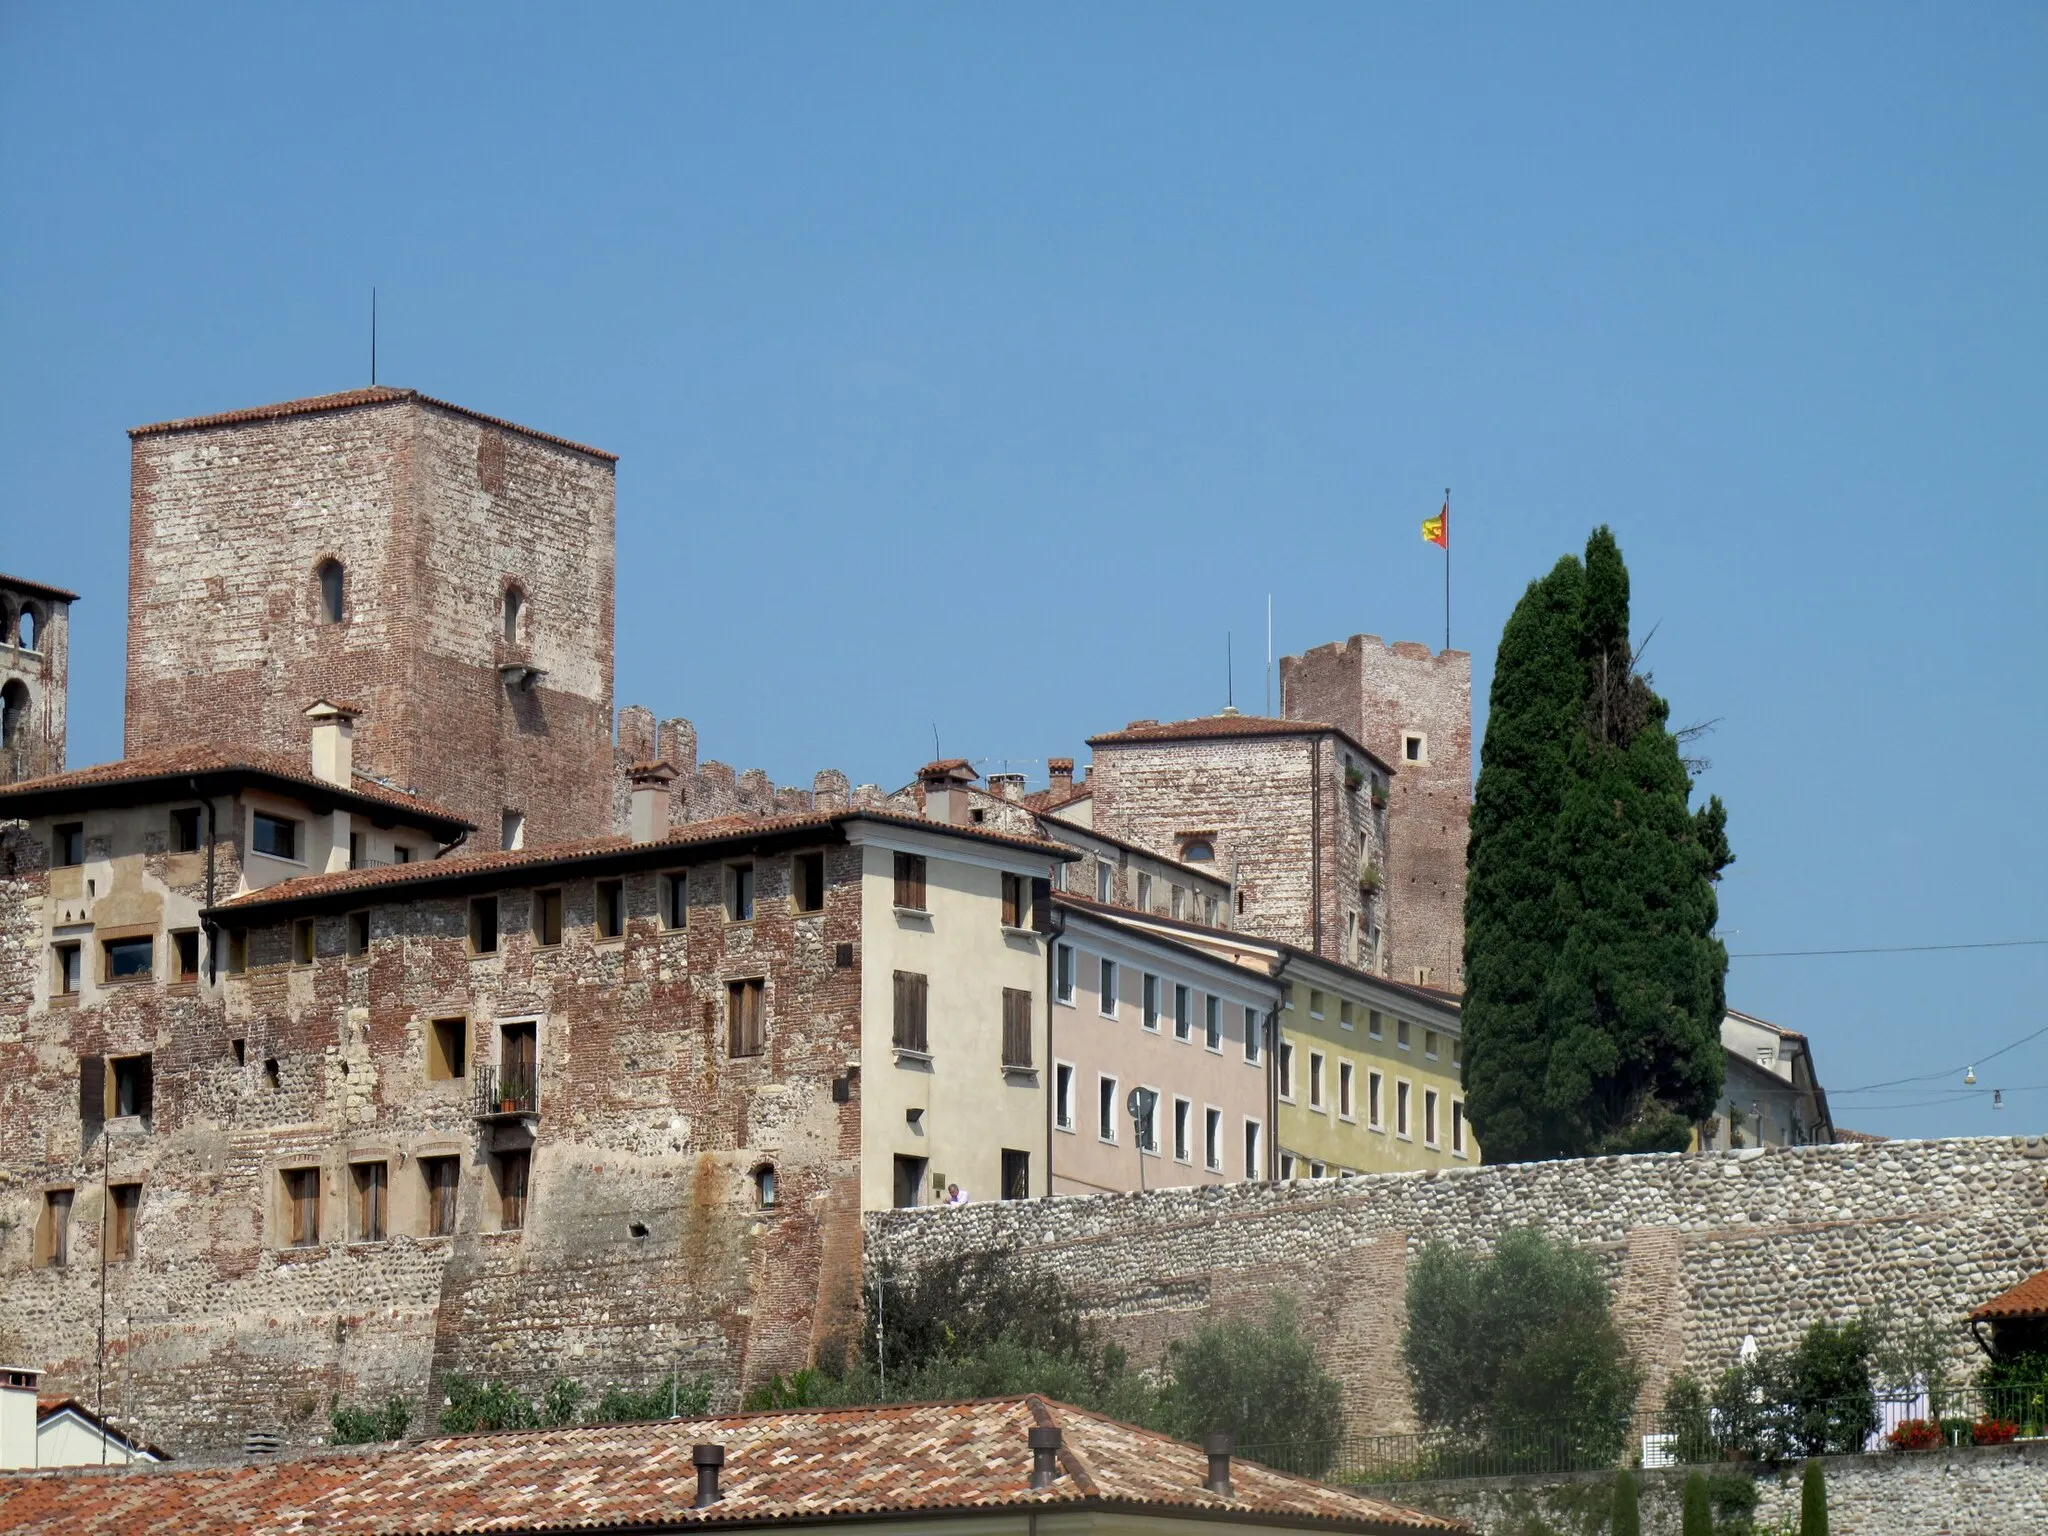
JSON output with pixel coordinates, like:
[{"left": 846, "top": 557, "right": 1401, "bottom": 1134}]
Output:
[{"left": 473, "top": 1063, "right": 539, "bottom": 1123}]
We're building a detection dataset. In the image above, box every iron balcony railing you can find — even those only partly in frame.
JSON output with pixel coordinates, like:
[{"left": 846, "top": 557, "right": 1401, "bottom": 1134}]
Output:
[{"left": 474, "top": 1062, "right": 539, "bottom": 1118}]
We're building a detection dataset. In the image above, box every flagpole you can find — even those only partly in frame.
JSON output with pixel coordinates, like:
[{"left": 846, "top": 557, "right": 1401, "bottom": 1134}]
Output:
[{"left": 1443, "top": 487, "right": 1451, "bottom": 653}]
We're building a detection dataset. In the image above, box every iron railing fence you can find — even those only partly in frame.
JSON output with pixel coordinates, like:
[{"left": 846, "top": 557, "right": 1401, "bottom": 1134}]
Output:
[
  {"left": 1237, "top": 1386, "right": 2048, "bottom": 1488},
  {"left": 473, "top": 1062, "right": 539, "bottom": 1117}
]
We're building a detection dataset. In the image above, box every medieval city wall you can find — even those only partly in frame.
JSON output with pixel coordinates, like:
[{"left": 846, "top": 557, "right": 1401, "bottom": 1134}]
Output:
[{"left": 869, "top": 1137, "right": 2048, "bottom": 1435}]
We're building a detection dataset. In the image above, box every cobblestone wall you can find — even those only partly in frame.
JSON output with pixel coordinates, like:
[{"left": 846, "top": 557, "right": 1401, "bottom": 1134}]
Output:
[
  {"left": 1387, "top": 1443, "right": 2048, "bottom": 1536},
  {"left": 869, "top": 1138, "right": 2048, "bottom": 1433}
]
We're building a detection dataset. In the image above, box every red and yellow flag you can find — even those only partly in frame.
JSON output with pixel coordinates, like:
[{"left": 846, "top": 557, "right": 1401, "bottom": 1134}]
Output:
[{"left": 1421, "top": 499, "right": 1448, "bottom": 549}]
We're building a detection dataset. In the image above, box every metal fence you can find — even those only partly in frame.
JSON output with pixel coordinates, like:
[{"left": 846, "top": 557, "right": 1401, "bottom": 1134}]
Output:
[{"left": 1237, "top": 1387, "right": 2046, "bottom": 1488}]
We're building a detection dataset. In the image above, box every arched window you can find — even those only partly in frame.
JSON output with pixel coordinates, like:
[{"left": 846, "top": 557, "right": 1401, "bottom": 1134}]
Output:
[
  {"left": 1, "top": 680, "right": 27, "bottom": 747},
  {"left": 503, "top": 586, "right": 524, "bottom": 645},
  {"left": 1182, "top": 839, "right": 1214, "bottom": 863},
  {"left": 752, "top": 1163, "right": 777, "bottom": 1209},
  {"left": 0, "top": 599, "right": 14, "bottom": 647},
  {"left": 15, "top": 605, "right": 37, "bottom": 651},
  {"left": 317, "top": 560, "right": 345, "bottom": 624}
]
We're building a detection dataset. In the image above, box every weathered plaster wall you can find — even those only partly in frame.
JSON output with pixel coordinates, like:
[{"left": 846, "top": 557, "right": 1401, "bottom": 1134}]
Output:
[
  {"left": 869, "top": 1138, "right": 2048, "bottom": 1436},
  {"left": 0, "top": 583, "right": 70, "bottom": 784}
]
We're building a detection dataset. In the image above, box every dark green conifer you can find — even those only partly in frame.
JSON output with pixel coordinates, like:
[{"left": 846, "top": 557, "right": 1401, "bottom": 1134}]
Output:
[
  {"left": 1464, "top": 528, "right": 1731, "bottom": 1160},
  {"left": 1610, "top": 1467, "right": 1640, "bottom": 1536},
  {"left": 1680, "top": 1470, "right": 1713, "bottom": 1536},
  {"left": 1800, "top": 1458, "right": 1829, "bottom": 1536}
]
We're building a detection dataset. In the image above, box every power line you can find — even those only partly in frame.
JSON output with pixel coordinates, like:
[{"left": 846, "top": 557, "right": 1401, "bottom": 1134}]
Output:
[
  {"left": 1730, "top": 938, "right": 2048, "bottom": 958},
  {"left": 1831, "top": 1021, "right": 2048, "bottom": 1096}
]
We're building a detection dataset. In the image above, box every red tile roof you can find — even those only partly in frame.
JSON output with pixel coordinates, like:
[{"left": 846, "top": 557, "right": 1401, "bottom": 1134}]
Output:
[
  {"left": 127, "top": 387, "right": 617, "bottom": 463},
  {"left": 213, "top": 808, "right": 1076, "bottom": 915},
  {"left": 1087, "top": 715, "right": 1390, "bottom": 772},
  {"left": 1831, "top": 1127, "right": 1887, "bottom": 1144},
  {"left": 0, "top": 571, "right": 81, "bottom": 603},
  {"left": 0, "top": 1396, "right": 1460, "bottom": 1535},
  {"left": 1971, "top": 1268, "right": 2048, "bottom": 1322},
  {"left": 0, "top": 745, "right": 473, "bottom": 832}
]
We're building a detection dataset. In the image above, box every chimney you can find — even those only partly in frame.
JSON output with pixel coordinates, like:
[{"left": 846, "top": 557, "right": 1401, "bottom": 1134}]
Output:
[
  {"left": 918, "top": 760, "right": 977, "bottom": 826},
  {"left": 302, "top": 700, "right": 361, "bottom": 788},
  {"left": 1047, "top": 758, "right": 1074, "bottom": 796},
  {"left": 0, "top": 1366, "right": 39, "bottom": 1470},
  {"left": 1028, "top": 1424, "right": 1062, "bottom": 1490},
  {"left": 628, "top": 762, "right": 678, "bottom": 844},
  {"left": 987, "top": 773, "right": 1026, "bottom": 802},
  {"left": 693, "top": 1442, "right": 726, "bottom": 1507},
  {"left": 1202, "top": 1432, "right": 1234, "bottom": 1497}
]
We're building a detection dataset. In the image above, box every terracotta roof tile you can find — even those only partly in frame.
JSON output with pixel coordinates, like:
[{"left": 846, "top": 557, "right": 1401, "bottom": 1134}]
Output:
[
  {"left": 1831, "top": 1127, "right": 1887, "bottom": 1144},
  {"left": 1972, "top": 1267, "right": 2048, "bottom": 1321},
  {"left": 0, "top": 571, "right": 81, "bottom": 603},
  {"left": 127, "top": 387, "right": 617, "bottom": 463},
  {"left": 0, "top": 1396, "right": 1461, "bottom": 1535},
  {"left": 0, "top": 745, "right": 473, "bottom": 831},
  {"left": 213, "top": 808, "right": 1076, "bottom": 915},
  {"left": 1087, "top": 715, "right": 1391, "bottom": 772}
]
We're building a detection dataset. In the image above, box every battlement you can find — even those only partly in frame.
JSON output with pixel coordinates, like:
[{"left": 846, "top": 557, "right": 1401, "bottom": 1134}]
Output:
[{"left": 611, "top": 705, "right": 887, "bottom": 834}]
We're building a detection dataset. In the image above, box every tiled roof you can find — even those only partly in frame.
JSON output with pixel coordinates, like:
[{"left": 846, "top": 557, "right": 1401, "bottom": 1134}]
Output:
[
  {"left": 1971, "top": 1268, "right": 2048, "bottom": 1322},
  {"left": 1087, "top": 714, "right": 1391, "bottom": 772},
  {"left": 127, "top": 386, "right": 618, "bottom": 463},
  {"left": 0, "top": 1396, "right": 1461, "bottom": 1535},
  {"left": 0, "top": 571, "right": 81, "bottom": 602},
  {"left": 1832, "top": 1127, "right": 1888, "bottom": 1144},
  {"left": 0, "top": 745, "right": 473, "bottom": 832},
  {"left": 213, "top": 808, "right": 1076, "bottom": 915},
  {"left": 1022, "top": 783, "right": 1093, "bottom": 813}
]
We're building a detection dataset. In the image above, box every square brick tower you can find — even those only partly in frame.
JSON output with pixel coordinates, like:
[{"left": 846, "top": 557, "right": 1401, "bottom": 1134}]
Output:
[
  {"left": 0, "top": 573, "right": 75, "bottom": 783},
  {"left": 1281, "top": 637, "right": 1470, "bottom": 990},
  {"left": 124, "top": 388, "right": 616, "bottom": 845}
]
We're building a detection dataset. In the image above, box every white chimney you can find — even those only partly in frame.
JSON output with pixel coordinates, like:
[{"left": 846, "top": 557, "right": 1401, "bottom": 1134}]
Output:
[
  {"left": 303, "top": 699, "right": 361, "bottom": 788},
  {"left": 919, "top": 761, "right": 977, "bottom": 826},
  {"left": 0, "top": 1365, "right": 39, "bottom": 1470},
  {"left": 629, "top": 762, "right": 678, "bottom": 844}
]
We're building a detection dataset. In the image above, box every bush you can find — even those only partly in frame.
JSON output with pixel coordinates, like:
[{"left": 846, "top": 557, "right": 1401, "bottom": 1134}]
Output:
[
  {"left": 438, "top": 1374, "right": 583, "bottom": 1433},
  {"left": 1971, "top": 1417, "right": 2018, "bottom": 1446},
  {"left": 1885, "top": 1418, "right": 1942, "bottom": 1452},
  {"left": 1868, "top": 1307, "right": 1957, "bottom": 1421},
  {"left": 1708, "top": 1321, "right": 1879, "bottom": 1462},
  {"left": 1659, "top": 1372, "right": 1715, "bottom": 1464},
  {"left": 1403, "top": 1228, "right": 1642, "bottom": 1463},
  {"left": 1153, "top": 1297, "right": 1344, "bottom": 1475},
  {"left": 1799, "top": 1458, "right": 1828, "bottom": 1536},
  {"left": 588, "top": 1373, "right": 713, "bottom": 1424},
  {"left": 1976, "top": 1350, "right": 2048, "bottom": 1432},
  {"left": 329, "top": 1396, "right": 410, "bottom": 1444}
]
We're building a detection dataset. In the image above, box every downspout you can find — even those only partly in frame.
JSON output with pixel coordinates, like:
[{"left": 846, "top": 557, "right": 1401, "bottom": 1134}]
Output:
[
  {"left": 1267, "top": 953, "right": 1292, "bottom": 1181},
  {"left": 1043, "top": 898, "right": 1066, "bottom": 1200},
  {"left": 1309, "top": 739, "right": 1322, "bottom": 956},
  {"left": 192, "top": 780, "right": 219, "bottom": 984}
]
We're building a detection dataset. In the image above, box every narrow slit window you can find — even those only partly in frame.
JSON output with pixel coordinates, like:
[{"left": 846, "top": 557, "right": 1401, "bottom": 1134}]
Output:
[
  {"left": 660, "top": 875, "right": 686, "bottom": 931},
  {"left": 728, "top": 863, "right": 756, "bottom": 922}
]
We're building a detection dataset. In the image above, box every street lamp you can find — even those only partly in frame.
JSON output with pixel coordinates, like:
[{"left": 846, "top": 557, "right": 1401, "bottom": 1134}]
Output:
[{"left": 1127, "top": 1087, "right": 1159, "bottom": 1194}]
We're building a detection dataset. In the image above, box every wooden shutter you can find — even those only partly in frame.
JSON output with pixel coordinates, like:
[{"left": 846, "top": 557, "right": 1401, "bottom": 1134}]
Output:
[
  {"left": 79, "top": 1056, "right": 104, "bottom": 1140},
  {"left": 893, "top": 972, "right": 928, "bottom": 1053},
  {"left": 1030, "top": 877, "right": 1052, "bottom": 934},
  {"left": 1001, "top": 873, "right": 1021, "bottom": 928},
  {"left": 894, "top": 854, "right": 926, "bottom": 910},
  {"left": 1002, "top": 989, "right": 1032, "bottom": 1068}
]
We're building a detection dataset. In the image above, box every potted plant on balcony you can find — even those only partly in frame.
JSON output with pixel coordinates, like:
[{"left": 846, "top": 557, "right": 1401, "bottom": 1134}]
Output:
[{"left": 498, "top": 1071, "right": 532, "bottom": 1114}]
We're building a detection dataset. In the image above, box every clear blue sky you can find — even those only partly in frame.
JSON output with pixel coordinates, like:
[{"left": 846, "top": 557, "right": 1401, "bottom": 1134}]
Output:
[{"left": 4, "top": 4, "right": 2043, "bottom": 1139}]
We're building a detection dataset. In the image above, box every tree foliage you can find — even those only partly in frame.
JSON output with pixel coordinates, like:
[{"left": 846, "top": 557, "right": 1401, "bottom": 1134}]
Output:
[
  {"left": 329, "top": 1396, "right": 411, "bottom": 1444},
  {"left": 1680, "top": 1471, "right": 1713, "bottom": 1536},
  {"left": 1799, "top": 1458, "right": 1829, "bottom": 1536},
  {"left": 1697, "top": 1321, "right": 1879, "bottom": 1462},
  {"left": 1464, "top": 527, "right": 1732, "bottom": 1161},
  {"left": 1610, "top": 1468, "right": 1640, "bottom": 1536},
  {"left": 1402, "top": 1227, "right": 1641, "bottom": 1460},
  {"left": 1153, "top": 1297, "right": 1343, "bottom": 1469}
]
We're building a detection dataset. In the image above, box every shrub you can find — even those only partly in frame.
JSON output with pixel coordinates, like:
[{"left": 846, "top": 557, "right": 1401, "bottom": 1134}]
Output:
[
  {"left": 1868, "top": 1306, "right": 1957, "bottom": 1421},
  {"left": 1659, "top": 1372, "right": 1715, "bottom": 1464},
  {"left": 1971, "top": 1417, "right": 2019, "bottom": 1446},
  {"left": 1402, "top": 1228, "right": 1641, "bottom": 1463},
  {"left": 1976, "top": 1350, "right": 2048, "bottom": 1432},
  {"left": 438, "top": 1374, "right": 583, "bottom": 1433},
  {"left": 1784, "top": 1321, "right": 1878, "bottom": 1456},
  {"left": 1885, "top": 1418, "right": 1942, "bottom": 1452},
  {"left": 1680, "top": 1470, "right": 1712, "bottom": 1536},
  {"left": 1799, "top": 1458, "right": 1828, "bottom": 1536},
  {"left": 329, "top": 1396, "right": 410, "bottom": 1444},
  {"left": 588, "top": 1373, "right": 713, "bottom": 1424},
  {"left": 1610, "top": 1468, "right": 1639, "bottom": 1536},
  {"left": 1153, "top": 1297, "right": 1343, "bottom": 1475}
]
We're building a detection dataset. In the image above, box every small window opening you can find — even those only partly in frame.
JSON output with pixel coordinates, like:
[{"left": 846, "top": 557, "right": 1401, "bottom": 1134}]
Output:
[
  {"left": 422, "top": 1156, "right": 460, "bottom": 1237},
  {"left": 1001, "top": 1148, "right": 1031, "bottom": 1200},
  {"left": 469, "top": 897, "right": 499, "bottom": 954},
  {"left": 753, "top": 1163, "right": 777, "bottom": 1209},
  {"left": 17, "top": 605, "right": 39, "bottom": 650},
  {"left": 428, "top": 1018, "right": 468, "bottom": 1080},
  {"left": 226, "top": 929, "right": 248, "bottom": 974},
  {"left": 892, "top": 853, "right": 927, "bottom": 912},
  {"left": 351, "top": 1161, "right": 388, "bottom": 1242},
  {"left": 793, "top": 852, "right": 826, "bottom": 914},
  {"left": 108, "top": 1054, "right": 153, "bottom": 1119},
  {"left": 728, "top": 978, "right": 765, "bottom": 1058},
  {"left": 500, "top": 810, "right": 525, "bottom": 852},
  {"left": 317, "top": 560, "right": 345, "bottom": 624},
  {"left": 349, "top": 831, "right": 366, "bottom": 869},
  {"left": 1182, "top": 838, "right": 1214, "bottom": 862},
  {"left": 292, "top": 918, "right": 316, "bottom": 965},
  {"left": 660, "top": 874, "right": 686, "bottom": 931},
  {"left": 264, "top": 1057, "right": 281, "bottom": 1091},
  {"left": 346, "top": 910, "right": 370, "bottom": 958},
  {"left": 1, "top": 680, "right": 30, "bottom": 749},
  {"left": 37, "top": 1189, "right": 73, "bottom": 1269},
  {"left": 108, "top": 1183, "right": 141, "bottom": 1261},
  {"left": 503, "top": 586, "right": 524, "bottom": 645},
  {"left": 170, "top": 807, "right": 202, "bottom": 853},
  {"left": 535, "top": 888, "right": 564, "bottom": 946},
  {"left": 727, "top": 863, "right": 756, "bottom": 922},
  {"left": 283, "top": 1167, "right": 321, "bottom": 1247},
  {"left": 231, "top": 1038, "right": 246, "bottom": 1066},
  {"left": 596, "top": 879, "right": 625, "bottom": 939},
  {"left": 103, "top": 935, "right": 153, "bottom": 982},
  {"left": 495, "top": 1148, "right": 530, "bottom": 1231},
  {"left": 53, "top": 941, "right": 81, "bottom": 995},
  {"left": 252, "top": 812, "right": 298, "bottom": 861},
  {"left": 172, "top": 929, "right": 201, "bottom": 981},
  {"left": 53, "top": 822, "right": 84, "bottom": 867}
]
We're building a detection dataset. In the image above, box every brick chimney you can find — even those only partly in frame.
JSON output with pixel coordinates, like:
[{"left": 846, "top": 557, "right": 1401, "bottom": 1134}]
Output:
[
  {"left": 1047, "top": 758, "right": 1074, "bottom": 796},
  {"left": 987, "top": 772, "right": 1026, "bottom": 802},
  {"left": 302, "top": 699, "right": 361, "bottom": 788},
  {"left": 628, "top": 762, "right": 678, "bottom": 844},
  {"left": 0, "top": 1366, "right": 38, "bottom": 1470}
]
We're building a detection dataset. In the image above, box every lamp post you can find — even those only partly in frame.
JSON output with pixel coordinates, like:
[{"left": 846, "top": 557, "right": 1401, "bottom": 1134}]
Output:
[{"left": 1126, "top": 1087, "right": 1158, "bottom": 1196}]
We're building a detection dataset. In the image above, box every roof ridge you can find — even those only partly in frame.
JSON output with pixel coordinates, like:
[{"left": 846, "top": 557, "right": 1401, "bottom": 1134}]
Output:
[{"left": 1029, "top": 1395, "right": 1102, "bottom": 1498}]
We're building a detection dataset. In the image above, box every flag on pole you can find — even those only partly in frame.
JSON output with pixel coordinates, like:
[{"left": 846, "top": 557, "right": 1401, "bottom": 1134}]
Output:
[{"left": 1421, "top": 499, "right": 1449, "bottom": 549}]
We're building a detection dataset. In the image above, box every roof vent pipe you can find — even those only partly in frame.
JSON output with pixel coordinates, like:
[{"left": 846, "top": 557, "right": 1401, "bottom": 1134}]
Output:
[
  {"left": 692, "top": 1442, "right": 726, "bottom": 1507},
  {"left": 1202, "top": 1432, "right": 1234, "bottom": 1497},
  {"left": 1028, "top": 1425, "right": 1062, "bottom": 1490}
]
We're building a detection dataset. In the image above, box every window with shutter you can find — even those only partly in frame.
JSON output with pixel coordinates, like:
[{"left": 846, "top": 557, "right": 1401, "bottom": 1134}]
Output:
[
  {"left": 1001, "top": 872, "right": 1024, "bottom": 928},
  {"left": 1001, "top": 988, "right": 1033, "bottom": 1069},
  {"left": 78, "top": 1056, "right": 104, "bottom": 1141},
  {"left": 728, "top": 979, "right": 765, "bottom": 1058},
  {"left": 893, "top": 853, "right": 927, "bottom": 911},
  {"left": 892, "top": 971, "right": 929, "bottom": 1054},
  {"left": 108, "top": 1183, "right": 141, "bottom": 1261}
]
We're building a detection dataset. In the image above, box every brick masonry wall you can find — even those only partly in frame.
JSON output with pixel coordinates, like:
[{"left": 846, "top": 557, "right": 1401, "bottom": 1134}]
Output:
[
  {"left": 1384, "top": 1444, "right": 2048, "bottom": 1536},
  {"left": 869, "top": 1137, "right": 2048, "bottom": 1436},
  {"left": 124, "top": 398, "right": 616, "bottom": 845},
  {"left": 0, "top": 840, "right": 867, "bottom": 1454},
  {"left": 1282, "top": 637, "right": 1470, "bottom": 988},
  {"left": 0, "top": 585, "right": 70, "bottom": 783}
]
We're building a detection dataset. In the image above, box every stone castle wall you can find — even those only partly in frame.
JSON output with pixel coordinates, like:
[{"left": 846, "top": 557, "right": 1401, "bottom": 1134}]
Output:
[{"left": 869, "top": 1137, "right": 2048, "bottom": 1435}]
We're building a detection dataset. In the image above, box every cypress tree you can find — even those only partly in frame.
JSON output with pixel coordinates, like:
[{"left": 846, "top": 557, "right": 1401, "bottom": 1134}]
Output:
[
  {"left": 1464, "top": 528, "right": 1731, "bottom": 1160},
  {"left": 1800, "top": 1458, "right": 1829, "bottom": 1536},
  {"left": 1680, "top": 1470, "right": 1713, "bottom": 1536},
  {"left": 1610, "top": 1467, "right": 1640, "bottom": 1536}
]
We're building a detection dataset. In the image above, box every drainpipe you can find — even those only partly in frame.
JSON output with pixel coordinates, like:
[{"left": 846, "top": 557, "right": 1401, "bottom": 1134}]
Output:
[
  {"left": 1042, "top": 894, "right": 1066, "bottom": 1199},
  {"left": 1266, "top": 954, "right": 1292, "bottom": 1181},
  {"left": 1308, "top": 739, "right": 1322, "bottom": 955},
  {"left": 192, "top": 779, "right": 219, "bottom": 984}
]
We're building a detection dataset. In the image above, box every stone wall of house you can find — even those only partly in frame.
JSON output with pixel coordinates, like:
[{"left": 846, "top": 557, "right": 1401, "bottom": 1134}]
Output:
[
  {"left": 123, "top": 392, "right": 618, "bottom": 845},
  {"left": 1385, "top": 1443, "right": 2048, "bottom": 1536},
  {"left": 1282, "top": 637, "right": 1470, "bottom": 989},
  {"left": 869, "top": 1137, "right": 2048, "bottom": 1435},
  {"left": 0, "top": 838, "right": 866, "bottom": 1455},
  {"left": 0, "top": 579, "right": 71, "bottom": 785}
]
